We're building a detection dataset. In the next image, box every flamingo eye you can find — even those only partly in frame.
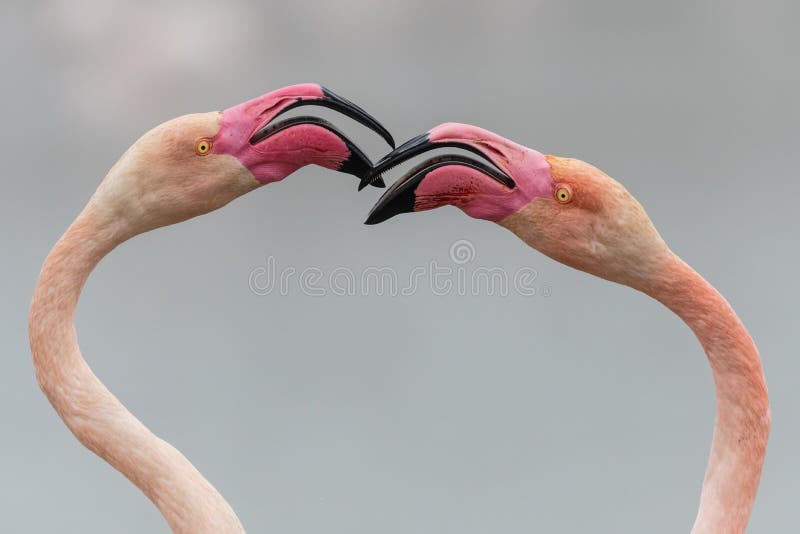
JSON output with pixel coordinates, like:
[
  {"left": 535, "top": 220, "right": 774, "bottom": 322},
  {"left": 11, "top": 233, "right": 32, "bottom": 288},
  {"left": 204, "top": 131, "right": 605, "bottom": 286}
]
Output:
[
  {"left": 195, "top": 139, "right": 212, "bottom": 155},
  {"left": 555, "top": 185, "right": 572, "bottom": 203}
]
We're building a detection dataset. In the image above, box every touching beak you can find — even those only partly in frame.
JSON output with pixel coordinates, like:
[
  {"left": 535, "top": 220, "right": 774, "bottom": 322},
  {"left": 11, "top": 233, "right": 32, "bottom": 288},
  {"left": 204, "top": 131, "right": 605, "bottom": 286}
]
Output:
[
  {"left": 236, "top": 85, "right": 395, "bottom": 187},
  {"left": 363, "top": 131, "right": 516, "bottom": 224},
  {"left": 358, "top": 133, "right": 512, "bottom": 191}
]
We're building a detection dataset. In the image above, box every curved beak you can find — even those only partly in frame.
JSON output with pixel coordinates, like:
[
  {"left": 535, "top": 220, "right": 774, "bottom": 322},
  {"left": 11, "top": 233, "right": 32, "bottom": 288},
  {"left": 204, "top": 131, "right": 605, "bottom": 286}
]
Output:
[
  {"left": 249, "top": 115, "right": 382, "bottom": 184},
  {"left": 358, "top": 132, "right": 514, "bottom": 192},
  {"left": 363, "top": 131, "right": 515, "bottom": 224},
  {"left": 250, "top": 86, "right": 395, "bottom": 149},
  {"left": 243, "top": 85, "right": 395, "bottom": 187}
]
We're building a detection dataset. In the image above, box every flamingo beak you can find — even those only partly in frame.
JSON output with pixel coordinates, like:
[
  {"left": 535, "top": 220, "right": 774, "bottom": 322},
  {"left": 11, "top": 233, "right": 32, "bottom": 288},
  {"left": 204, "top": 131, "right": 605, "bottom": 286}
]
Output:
[
  {"left": 363, "top": 132, "right": 515, "bottom": 224},
  {"left": 247, "top": 86, "right": 395, "bottom": 187}
]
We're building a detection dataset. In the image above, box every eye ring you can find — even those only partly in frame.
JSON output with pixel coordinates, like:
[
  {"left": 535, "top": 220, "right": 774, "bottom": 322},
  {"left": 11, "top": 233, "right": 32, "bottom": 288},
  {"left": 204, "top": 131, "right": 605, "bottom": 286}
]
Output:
[
  {"left": 195, "top": 138, "right": 212, "bottom": 156},
  {"left": 554, "top": 185, "right": 572, "bottom": 204}
]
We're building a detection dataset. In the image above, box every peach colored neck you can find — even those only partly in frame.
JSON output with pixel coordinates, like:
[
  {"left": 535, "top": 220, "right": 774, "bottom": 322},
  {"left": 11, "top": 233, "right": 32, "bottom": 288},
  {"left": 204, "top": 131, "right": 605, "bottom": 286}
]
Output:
[
  {"left": 29, "top": 205, "right": 245, "bottom": 533},
  {"left": 642, "top": 253, "right": 770, "bottom": 533}
]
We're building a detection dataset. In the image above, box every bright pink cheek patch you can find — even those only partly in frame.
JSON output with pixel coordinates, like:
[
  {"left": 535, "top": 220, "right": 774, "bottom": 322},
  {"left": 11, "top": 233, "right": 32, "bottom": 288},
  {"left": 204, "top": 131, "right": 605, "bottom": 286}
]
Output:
[
  {"left": 414, "top": 166, "right": 532, "bottom": 221},
  {"left": 216, "top": 123, "right": 349, "bottom": 185},
  {"left": 424, "top": 126, "right": 556, "bottom": 220}
]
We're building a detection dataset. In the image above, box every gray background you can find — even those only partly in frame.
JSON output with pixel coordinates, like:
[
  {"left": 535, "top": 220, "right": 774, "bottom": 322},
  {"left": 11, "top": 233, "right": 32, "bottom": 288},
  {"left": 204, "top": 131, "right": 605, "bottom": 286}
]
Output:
[{"left": 2, "top": 1, "right": 798, "bottom": 532}]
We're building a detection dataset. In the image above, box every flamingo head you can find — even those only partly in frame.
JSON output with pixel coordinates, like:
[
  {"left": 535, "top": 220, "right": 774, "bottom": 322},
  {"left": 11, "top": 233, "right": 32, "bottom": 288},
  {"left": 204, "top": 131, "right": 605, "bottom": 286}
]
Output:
[
  {"left": 364, "top": 123, "right": 670, "bottom": 288},
  {"left": 91, "top": 83, "right": 394, "bottom": 234}
]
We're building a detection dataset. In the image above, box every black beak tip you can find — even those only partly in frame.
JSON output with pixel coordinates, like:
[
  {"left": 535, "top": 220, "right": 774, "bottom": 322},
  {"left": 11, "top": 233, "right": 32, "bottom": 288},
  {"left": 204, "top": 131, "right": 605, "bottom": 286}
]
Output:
[
  {"left": 358, "top": 132, "right": 437, "bottom": 193},
  {"left": 364, "top": 203, "right": 409, "bottom": 225},
  {"left": 338, "top": 140, "right": 384, "bottom": 188},
  {"left": 364, "top": 204, "right": 398, "bottom": 225},
  {"left": 338, "top": 152, "right": 368, "bottom": 178},
  {"left": 357, "top": 173, "right": 386, "bottom": 191},
  {"left": 362, "top": 178, "right": 418, "bottom": 225},
  {"left": 363, "top": 213, "right": 382, "bottom": 225},
  {"left": 320, "top": 86, "right": 395, "bottom": 149}
]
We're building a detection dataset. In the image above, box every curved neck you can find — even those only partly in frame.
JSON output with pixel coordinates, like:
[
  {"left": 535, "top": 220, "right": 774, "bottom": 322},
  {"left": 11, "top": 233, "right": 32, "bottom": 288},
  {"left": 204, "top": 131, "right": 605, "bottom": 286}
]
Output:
[
  {"left": 642, "top": 253, "right": 770, "bottom": 533},
  {"left": 29, "top": 204, "right": 245, "bottom": 533}
]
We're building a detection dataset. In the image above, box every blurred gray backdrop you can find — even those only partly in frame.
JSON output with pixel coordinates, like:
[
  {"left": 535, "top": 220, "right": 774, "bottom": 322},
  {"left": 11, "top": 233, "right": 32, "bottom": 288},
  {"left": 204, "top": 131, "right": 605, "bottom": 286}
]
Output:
[{"left": 2, "top": 1, "right": 798, "bottom": 532}]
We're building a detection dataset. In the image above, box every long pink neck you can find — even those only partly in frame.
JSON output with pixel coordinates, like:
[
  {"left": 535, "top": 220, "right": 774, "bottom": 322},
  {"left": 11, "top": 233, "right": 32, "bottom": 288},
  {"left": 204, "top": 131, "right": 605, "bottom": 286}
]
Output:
[
  {"left": 643, "top": 253, "right": 770, "bottom": 533},
  {"left": 29, "top": 205, "right": 245, "bottom": 533}
]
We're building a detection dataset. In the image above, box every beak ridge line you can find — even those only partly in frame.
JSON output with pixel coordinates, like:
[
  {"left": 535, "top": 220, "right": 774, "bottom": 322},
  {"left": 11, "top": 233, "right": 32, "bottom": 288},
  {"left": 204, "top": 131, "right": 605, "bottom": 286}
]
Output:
[{"left": 358, "top": 132, "right": 515, "bottom": 191}]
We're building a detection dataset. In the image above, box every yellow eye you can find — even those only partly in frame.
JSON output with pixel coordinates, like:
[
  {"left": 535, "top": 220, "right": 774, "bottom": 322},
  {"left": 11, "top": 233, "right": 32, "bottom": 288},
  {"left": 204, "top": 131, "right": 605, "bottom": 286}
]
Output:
[
  {"left": 195, "top": 139, "right": 212, "bottom": 155},
  {"left": 555, "top": 186, "right": 572, "bottom": 203}
]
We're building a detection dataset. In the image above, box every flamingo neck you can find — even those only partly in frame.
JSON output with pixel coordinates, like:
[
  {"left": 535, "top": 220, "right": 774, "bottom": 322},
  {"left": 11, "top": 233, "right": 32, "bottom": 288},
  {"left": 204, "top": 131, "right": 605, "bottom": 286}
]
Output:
[
  {"left": 642, "top": 253, "right": 770, "bottom": 533},
  {"left": 29, "top": 204, "right": 244, "bottom": 533}
]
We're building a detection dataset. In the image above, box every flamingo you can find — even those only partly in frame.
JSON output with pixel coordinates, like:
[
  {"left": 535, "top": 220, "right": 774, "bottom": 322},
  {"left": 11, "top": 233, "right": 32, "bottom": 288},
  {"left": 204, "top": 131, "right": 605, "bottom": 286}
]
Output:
[
  {"left": 363, "top": 123, "right": 770, "bottom": 533},
  {"left": 28, "top": 83, "right": 394, "bottom": 533}
]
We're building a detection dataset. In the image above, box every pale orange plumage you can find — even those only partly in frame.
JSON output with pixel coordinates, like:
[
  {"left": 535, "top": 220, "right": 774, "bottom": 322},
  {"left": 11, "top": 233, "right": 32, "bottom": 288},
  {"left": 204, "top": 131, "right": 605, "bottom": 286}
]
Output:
[
  {"left": 365, "top": 126, "right": 770, "bottom": 533},
  {"left": 29, "top": 85, "right": 395, "bottom": 532}
]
